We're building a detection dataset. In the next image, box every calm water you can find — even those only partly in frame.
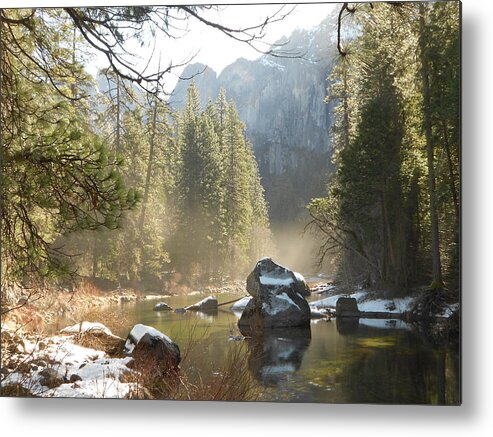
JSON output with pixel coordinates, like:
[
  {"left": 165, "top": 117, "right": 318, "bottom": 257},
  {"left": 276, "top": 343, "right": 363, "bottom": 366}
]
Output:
[{"left": 102, "top": 292, "right": 460, "bottom": 404}]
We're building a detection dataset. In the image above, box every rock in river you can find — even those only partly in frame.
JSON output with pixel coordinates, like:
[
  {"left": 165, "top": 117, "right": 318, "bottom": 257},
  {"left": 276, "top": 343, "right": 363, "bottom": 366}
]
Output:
[
  {"left": 185, "top": 296, "right": 218, "bottom": 311},
  {"left": 153, "top": 302, "right": 173, "bottom": 311},
  {"left": 238, "top": 258, "right": 311, "bottom": 330},
  {"left": 335, "top": 297, "right": 360, "bottom": 317},
  {"left": 124, "top": 324, "right": 181, "bottom": 373}
]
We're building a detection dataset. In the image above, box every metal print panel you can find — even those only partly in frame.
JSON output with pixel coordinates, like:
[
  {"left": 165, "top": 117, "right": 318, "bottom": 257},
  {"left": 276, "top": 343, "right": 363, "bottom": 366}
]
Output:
[{"left": 0, "top": 1, "right": 461, "bottom": 404}]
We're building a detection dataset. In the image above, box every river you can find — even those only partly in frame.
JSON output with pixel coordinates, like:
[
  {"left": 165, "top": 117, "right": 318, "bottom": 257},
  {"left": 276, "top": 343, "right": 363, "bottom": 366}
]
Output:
[{"left": 98, "top": 291, "right": 460, "bottom": 404}]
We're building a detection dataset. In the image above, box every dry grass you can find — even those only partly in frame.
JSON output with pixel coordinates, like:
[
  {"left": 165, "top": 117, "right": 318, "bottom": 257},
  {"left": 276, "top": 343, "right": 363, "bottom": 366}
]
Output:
[
  {"left": 70, "top": 305, "right": 130, "bottom": 337},
  {"left": 125, "top": 341, "right": 261, "bottom": 401},
  {"left": 71, "top": 330, "right": 126, "bottom": 357},
  {"left": 178, "top": 342, "right": 261, "bottom": 402},
  {"left": 123, "top": 320, "right": 261, "bottom": 402}
]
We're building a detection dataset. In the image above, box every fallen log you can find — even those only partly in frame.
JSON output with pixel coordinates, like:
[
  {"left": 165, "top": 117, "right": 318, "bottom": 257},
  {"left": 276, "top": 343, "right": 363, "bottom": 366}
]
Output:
[{"left": 217, "top": 295, "right": 249, "bottom": 308}]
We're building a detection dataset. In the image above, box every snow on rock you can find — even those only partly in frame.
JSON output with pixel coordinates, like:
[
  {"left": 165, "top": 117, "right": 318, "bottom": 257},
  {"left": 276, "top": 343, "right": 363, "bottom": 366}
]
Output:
[
  {"left": 153, "top": 302, "right": 173, "bottom": 311},
  {"left": 259, "top": 275, "right": 294, "bottom": 286},
  {"left": 124, "top": 324, "right": 181, "bottom": 371},
  {"left": 230, "top": 296, "right": 252, "bottom": 311},
  {"left": 185, "top": 295, "right": 218, "bottom": 311},
  {"left": 124, "top": 324, "right": 174, "bottom": 354},
  {"left": 239, "top": 258, "right": 311, "bottom": 330},
  {"left": 259, "top": 56, "right": 286, "bottom": 71},
  {"left": 261, "top": 292, "right": 301, "bottom": 316},
  {"left": 60, "top": 321, "right": 114, "bottom": 337},
  {"left": 293, "top": 272, "right": 305, "bottom": 282}
]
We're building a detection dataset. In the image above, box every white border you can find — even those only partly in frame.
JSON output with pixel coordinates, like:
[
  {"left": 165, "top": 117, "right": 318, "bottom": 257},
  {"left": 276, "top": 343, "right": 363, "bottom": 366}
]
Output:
[{"left": 2, "top": 0, "right": 493, "bottom": 435}]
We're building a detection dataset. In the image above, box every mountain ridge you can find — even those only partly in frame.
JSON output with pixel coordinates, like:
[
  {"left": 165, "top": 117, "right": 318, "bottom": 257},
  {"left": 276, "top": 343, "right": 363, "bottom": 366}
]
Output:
[{"left": 171, "top": 15, "right": 338, "bottom": 222}]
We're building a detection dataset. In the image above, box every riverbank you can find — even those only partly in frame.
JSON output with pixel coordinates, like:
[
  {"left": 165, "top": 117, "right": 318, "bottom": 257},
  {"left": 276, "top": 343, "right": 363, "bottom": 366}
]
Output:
[
  {"left": 1, "top": 278, "right": 248, "bottom": 333},
  {"left": 0, "top": 318, "right": 259, "bottom": 400},
  {"left": 1, "top": 276, "right": 460, "bottom": 399}
]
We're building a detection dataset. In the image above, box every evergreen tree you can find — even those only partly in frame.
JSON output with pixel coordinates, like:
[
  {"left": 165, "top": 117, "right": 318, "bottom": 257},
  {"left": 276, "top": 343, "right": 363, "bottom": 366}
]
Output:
[{"left": 308, "top": 2, "right": 460, "bottom": 296}]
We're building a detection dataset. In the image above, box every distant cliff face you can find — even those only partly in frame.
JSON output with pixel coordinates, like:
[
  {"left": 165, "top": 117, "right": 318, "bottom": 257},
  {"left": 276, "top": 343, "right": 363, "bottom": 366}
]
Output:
[{"left": 171, "top": 16, "right": 338, "bottom": 222}]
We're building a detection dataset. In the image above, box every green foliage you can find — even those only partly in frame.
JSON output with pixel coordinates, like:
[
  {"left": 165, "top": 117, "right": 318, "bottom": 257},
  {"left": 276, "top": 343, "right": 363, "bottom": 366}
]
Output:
[
  {"left": 169, "top": 85, "right": 273, "bottom": 280},
  {"left": 308, "top": 2, "right": 460, "bottom": 295},
  {"left": 1, "top": 9, "right": 136, "bottom": 283},
  {"left": 1, "top": 7, "right": 273, "bottom": 290}
]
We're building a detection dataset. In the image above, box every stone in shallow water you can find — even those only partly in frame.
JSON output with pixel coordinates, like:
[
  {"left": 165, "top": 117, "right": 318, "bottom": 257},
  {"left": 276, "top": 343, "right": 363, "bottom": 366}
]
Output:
[
  {"left": 153, "top": 302, "right": 173, "bottom": 311},
  {"left": 239, "top": 258, "right": 311, "bottom": 330},
  {"left": 185, "top": 296, "right": 217, "bottom": 312},
  {"left": 335, "top": 297, "right": 360, "bottom": 317}
]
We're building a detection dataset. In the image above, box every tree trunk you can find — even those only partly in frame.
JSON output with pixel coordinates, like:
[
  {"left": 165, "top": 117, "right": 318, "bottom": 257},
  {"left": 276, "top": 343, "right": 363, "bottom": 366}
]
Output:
[
  {"left": 116, "top": 76, "right": 121, "bottom": 152},
  {"left": 342, "top": 64, "right": 350, "bottom": 149},
  {"left": 139, "top": 97, "right": 158, "bottom": 231},
  {"left": 92, "top": 235, "right": 98, "bottom": 279},
  {"left": 419, "top": 4, "right": 443, "bottom": 289},
  {"left": 441, "top": 119, "right": 460, "bottom": 226},
  {"left": 71, "top": 28, "right": 77, "bottom": 100}
]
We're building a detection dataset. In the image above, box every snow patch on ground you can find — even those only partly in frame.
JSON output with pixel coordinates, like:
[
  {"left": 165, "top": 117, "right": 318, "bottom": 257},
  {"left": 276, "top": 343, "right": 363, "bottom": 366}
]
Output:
[
  {"left": 60, "top": 321, "right": 115, "bottom": 337},
  {"left": 261, "top": 363, "right": 296, "bottom": 376},
  {"left": 310, "top": 291, "right": 367, "bottom": 309},
  {"left": 2, "top": 333, "right": 136, "bottom": 398},
  {"left": 310, "top": 291, "right": 416, "bottom": 314},
  {"left": 358, "top": 296, "right": 415, "bottom": 313},
  {"left": 310, "top": 307, "right": 328, "bottom": 319}
]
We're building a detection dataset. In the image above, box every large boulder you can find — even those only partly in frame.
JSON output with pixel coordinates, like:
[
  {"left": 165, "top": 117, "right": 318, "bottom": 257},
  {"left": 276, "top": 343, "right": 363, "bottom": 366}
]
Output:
[
  {"left": 124, "top": 324, "right": 180, "bottom": 374},
  {"left": 238, "top": 258, "right": 311, "bottom": 330}
]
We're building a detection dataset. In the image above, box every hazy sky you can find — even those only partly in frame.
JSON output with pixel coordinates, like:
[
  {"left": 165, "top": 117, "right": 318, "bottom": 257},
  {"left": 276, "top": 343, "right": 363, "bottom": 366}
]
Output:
[
  {"left": 3, "top": 1, "right": 338, "bottom": 92},
  {"left": 82, "top": 2, "right": 338, "bottom": 92}
]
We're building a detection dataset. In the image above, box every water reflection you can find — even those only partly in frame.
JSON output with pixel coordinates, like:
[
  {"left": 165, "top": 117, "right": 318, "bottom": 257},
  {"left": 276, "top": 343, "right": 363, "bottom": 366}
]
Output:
[
  {"left": 336, "top": 317, "right": 360, "bottom": 335},
  {"left": 241, "top": 327, "right": 311, "bottom": 387},
  {"left": 49, "top": 292, "right": 459, "bottom": 404}
]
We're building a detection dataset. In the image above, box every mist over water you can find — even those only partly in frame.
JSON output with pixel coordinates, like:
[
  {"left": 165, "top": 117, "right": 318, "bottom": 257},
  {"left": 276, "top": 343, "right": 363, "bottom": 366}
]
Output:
[{"left": 270, "top": 219, "right": 333, "bottom": 277}]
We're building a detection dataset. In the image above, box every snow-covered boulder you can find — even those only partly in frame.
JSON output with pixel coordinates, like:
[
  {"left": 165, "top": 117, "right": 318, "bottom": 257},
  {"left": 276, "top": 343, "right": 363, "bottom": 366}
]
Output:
[
  {"left": 185, "top": 296, "right": 217, "bottom": 311},
  {"left": 153, "top": 302, "right": 173, "bottom": 311},
  {"left": 124, "top": 324, "right": 180, "bottom": 372},
  {"left": 238, "top": 258, "right": 311, "bottom": 330}
]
